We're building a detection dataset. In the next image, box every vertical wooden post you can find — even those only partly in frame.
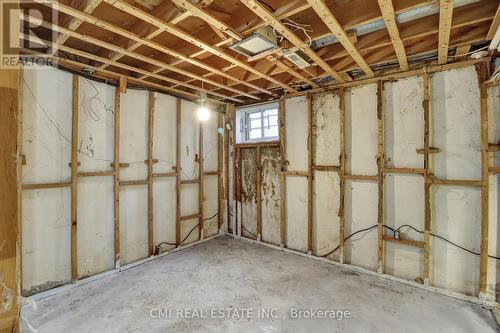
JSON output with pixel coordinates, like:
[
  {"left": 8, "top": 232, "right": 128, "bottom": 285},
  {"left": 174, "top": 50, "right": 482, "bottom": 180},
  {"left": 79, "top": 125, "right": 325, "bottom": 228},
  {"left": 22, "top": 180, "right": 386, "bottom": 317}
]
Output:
[
  {"left": 279, "top": 98, "right": 287, "bottom": 247},
  {"left": 478, "top": 62, "right": 490, "bottom": 298},
  {"left": 71, "top": 75, "right": 79, "bottom": 282},
  {"left": 423, "top": 72, "right": 431, "bottom": 285},
  {"left": 113, "top": 86, "right": 121, "bottom": 268},
  {"left": 237, "top": 147, "right": 242, "bottom": 236},
  {"left": 224, "top": 107, "right": 230, "bottom": 233},
  {"left": 0, "top": 67, "right": 21, "bottom": 332},
  {"left": 230, "top": 106, "right": 237, "bottom": 235},
  {"left": 338, "top": 88, "right": 346, "bottom": 264},
  {"left": 256, "top": 145, "right": 262, "bottom": 240},
  {"left": 147, "top": 92, "right": 154, "bottom": 256},
  {"left": 376, "top": 80, "right": 385, "bottom": 274},
  {"left": 307, "top": 93, "right": 313, "bottom": 254},
  {"left": 218, "top": 113, "right": 224, "bottom": 232},
  {"left": 199, "top": 122, "right": 204, "bottom": 240},
  {"left": 175, "top": 99, "right": 181, "bottom": 246}
]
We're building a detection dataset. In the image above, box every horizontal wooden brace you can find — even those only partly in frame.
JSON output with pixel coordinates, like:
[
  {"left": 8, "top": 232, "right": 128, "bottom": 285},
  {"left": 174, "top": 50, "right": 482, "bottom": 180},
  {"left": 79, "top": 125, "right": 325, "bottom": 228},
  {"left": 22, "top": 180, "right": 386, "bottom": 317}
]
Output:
[
  {"left": 204, "top": 171, "right": 219, "bottom": 176},
  {"left": 488, "top": 144, "right": 500, "bottom": 152},
  {"left": 180, "top": 213, "right": 201, "bottom": 221},
  {"left": 235, "top": 141, "right": 280, "bottom": 149},
  {"left": 344, "top": 174, "right": 378, "bottom": 181},
  {"left": 489, "top": 167, "right": 500, "bottom": 174},
  {"left": 110, "top": 162, "right": 130, "bottom": 168},
  {"left": 152, "top": 172, "right": 177, "bottom": 178},
  {"left": 416, "top": 147, "right": 440, "bottom": 154},
  {"left": 181, "top": 179, "right": 200, "bottom": 185},
  {"left": 384, "top": 167, "right": 425, "bottom": 175},
  {"left": 145, "top": 159, "right": 159, "bottom": 164},
  {"left": 120, "top": 179, "right": 148, "bottom": 186},
  {"left": 68, "top": 162, "right": 81, "bottom": 167},
  {"left": 383, "top": 235, "right": 424, "bottom": 248},
  {"left": 22, "top": 182, "right": 71, "bottom": 190},
  {"left": 78, "top": 171, "right": 115, "bottom": 177},
  {"left": 313, "top": 165, "right": 340, "bottom": 172},
  {"left": 428, "top": 178, "right": 482, "bottom": 187},
  {"left": 283, "top": 171, "right": 309, "bottom": 177}
]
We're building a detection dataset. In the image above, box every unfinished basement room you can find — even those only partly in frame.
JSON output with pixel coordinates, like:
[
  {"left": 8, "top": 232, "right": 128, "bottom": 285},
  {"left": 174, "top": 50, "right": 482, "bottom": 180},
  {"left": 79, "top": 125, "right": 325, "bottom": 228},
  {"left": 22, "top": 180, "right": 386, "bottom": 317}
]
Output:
[{"left": 2, "top": 0, "right": 500, "bottom": 331}]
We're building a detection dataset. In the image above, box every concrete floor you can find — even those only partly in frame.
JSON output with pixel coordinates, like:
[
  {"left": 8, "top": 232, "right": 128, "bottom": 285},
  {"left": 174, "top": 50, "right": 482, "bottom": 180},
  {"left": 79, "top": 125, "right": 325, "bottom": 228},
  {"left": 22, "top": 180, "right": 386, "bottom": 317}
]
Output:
[{"left": 22, "top": 236, "right": 496, "bottom": 332}]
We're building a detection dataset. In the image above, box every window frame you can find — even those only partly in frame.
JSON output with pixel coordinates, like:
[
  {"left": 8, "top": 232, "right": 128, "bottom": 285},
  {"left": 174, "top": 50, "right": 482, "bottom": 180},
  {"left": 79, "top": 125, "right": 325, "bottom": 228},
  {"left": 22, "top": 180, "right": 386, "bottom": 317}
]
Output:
[{"left": 238, "top": 102, "right": 279, "bottom": 143}]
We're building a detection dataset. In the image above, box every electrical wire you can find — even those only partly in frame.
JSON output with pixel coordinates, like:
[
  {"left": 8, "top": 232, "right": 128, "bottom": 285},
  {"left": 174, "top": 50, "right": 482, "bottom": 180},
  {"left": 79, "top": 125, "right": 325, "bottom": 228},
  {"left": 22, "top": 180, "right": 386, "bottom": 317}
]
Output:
[
  {"left": 320, "top": 223, "right": 500, "bottom": 261},
  {"left": 155, "top": 212, "right": 220, "bottom": 252}
]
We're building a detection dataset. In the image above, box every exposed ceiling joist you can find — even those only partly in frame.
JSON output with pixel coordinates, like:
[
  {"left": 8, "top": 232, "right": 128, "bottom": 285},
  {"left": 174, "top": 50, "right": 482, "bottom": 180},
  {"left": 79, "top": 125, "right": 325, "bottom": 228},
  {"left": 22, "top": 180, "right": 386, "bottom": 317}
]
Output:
[
  {"left": 438, "top": 0, "right": 454, "bottom": 65},
  {"left": 377, "top": 0, "right": 409, "bottom": 71},
  {"left": 307, "top": 0, "right": 375, "bottom": 78},
  {"left": 486, "top": 4, "right": 500, "bottom": 40},
  {"left": 101, "top": 0, "right": 297, "bottom": 93},
  {"left": 169, "top": 0, "right": 243, "bottom": 40},
  {"left": 167, "top": 0, "right": 318, "bottom": 88},
  {"left": 36, "top": 0, "right": 273, "bottom": 97},
  {"left": 26, "top": 15, "right": 255, "bottom": 102},
  {"left": 239, "top": 0, "right": 345, "bottom": 83},
  {"left": 54, "top": 0, "right": 103, "bottom": 53}
]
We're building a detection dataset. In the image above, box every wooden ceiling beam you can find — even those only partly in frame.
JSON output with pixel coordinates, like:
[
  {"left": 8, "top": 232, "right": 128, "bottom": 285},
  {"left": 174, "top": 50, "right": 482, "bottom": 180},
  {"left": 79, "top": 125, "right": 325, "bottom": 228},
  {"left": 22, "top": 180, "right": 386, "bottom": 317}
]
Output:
[
  {"left": 37, "top": 0, "right": 273, "bottom": 96},
  {"left": 216, "top": 9, "right": 493, "bottom": 93},
  {"left": 26, "top": 15, "right": 254, "bottom": 102},
  {"left": 100, "top": 0, "right": 178, "bottom": 69},
  {"left": 54, "top": 0, "right": 103, "bottom": 53},
  {"left": 101, "top": 0, "right": 297, "bottom": 93},
  {"left": 165, "top": 0, "right": 319, "bottom": 88},
  {"left": 239, "top": 0, "right": 344, "bottom": 83},
  {"left": 486, "top": 4, "right": 500, "bottom": 40},
  {"left": 307, "top": 0, "right": 374, "bottom": 78},
  {"left": 438, "top": 0, "right": 454, "bottom": 65},
  {"left": 377, "top": 0, "right": 409, "bottom": 70},
  {"left": 170, "top": 0, "right": 243, "bottom": 40}
]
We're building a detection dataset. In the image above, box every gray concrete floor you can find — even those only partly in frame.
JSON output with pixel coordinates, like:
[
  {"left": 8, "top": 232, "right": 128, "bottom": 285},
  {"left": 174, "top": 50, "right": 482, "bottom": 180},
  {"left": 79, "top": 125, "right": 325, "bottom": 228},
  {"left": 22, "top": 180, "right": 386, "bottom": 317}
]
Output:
[{"left": 22, "top": 236, "right": 496, "bottom": 332}]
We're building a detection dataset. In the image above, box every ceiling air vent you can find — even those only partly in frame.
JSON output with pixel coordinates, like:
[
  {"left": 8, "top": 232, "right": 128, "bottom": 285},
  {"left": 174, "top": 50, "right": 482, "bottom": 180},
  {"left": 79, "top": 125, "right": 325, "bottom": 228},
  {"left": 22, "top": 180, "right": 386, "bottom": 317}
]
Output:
[{"left": 281, "top": 49, "right": 311, "bottom": 68}]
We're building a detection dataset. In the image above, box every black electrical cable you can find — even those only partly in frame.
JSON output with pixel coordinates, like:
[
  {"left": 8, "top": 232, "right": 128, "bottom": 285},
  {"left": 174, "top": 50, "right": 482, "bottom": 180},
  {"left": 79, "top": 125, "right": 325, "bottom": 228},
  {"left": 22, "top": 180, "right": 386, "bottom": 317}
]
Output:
[
  {"left": 155, "top": 212, "right": 220, "bottom": 254},
  {"left": 320, "top": 223, "right": 500, "bottom": 261},
  {"left": 397, "top": 225, "right": 500, "bottom": 261},
  {"left": 321, "top": 225, "right": 395, "bottom": 257}
]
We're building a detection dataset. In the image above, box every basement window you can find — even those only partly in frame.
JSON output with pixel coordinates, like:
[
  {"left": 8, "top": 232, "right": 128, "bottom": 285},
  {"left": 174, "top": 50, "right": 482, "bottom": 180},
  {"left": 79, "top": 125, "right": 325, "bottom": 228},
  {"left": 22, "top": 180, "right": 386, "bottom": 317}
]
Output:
[{"left": 236, "top": 102, "right": 279, "bottom": 143}]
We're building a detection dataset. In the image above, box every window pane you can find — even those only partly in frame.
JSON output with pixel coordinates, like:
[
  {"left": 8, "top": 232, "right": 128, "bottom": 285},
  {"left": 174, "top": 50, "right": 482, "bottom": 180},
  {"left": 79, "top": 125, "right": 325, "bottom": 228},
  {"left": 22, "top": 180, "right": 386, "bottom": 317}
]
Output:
[
  {"left": 250, "top": 118, "right": 261, "bottom": 129},
  {"left": 264, "top": 125, "right": 278, "bottom": 138},
  {"left": 249, "top": 128, "right": 261, "bottom": 139}
]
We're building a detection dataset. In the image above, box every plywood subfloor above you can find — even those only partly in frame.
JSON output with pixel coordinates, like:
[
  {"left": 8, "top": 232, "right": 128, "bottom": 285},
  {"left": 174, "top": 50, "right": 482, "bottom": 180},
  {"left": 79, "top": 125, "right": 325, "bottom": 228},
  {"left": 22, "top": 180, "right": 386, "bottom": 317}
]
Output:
[{"left": 22, "top": 236, "right": 496, "bottom": 332}]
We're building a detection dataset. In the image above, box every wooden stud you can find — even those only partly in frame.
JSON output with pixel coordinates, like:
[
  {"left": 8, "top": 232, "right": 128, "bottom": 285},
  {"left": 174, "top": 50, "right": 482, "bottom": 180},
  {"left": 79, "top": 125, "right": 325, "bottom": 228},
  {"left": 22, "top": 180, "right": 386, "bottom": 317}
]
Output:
[
  {"left": 224, "top": 107, "right": 230, "bottom": 232},
  {"left": 279, "top": 98, "right": 286, "bottom": 247},
  {"left": 478, "top": 62, "right": 490, "bottom": 297},
  {"left": 438, "top": 0, "right": 454, "bottom": 65},
  {"left": 180, "top": 213, "right": 201, "bottom": 221},
  {"left": 339, "top": 87, "right": 346, "bottom": 263},
  {"left": 307, "top": 93, "right": 313, "bottom": 254},
  {"left": 376, "top": 80, "right": 385, "bottom": 274},
  {"left": 147, "top": 92, "right": 154, "bottom": 256},
  {"left": 119, "top": 76, "right": 127, "bottom": 93},
  {"left": 22, "top": 182, "right": 71, "bottom": 190},
  {"left": 383, "top": 235, "right": 425, "bottom": 248},
  {"left": 176, "top": 98, "right": 181, "bottom": 246},
  {"left": 199, "top": 121, "right": 204, "bottom": 240},
  {"left": 218, "top": 113, "right": 224, "bottom": 231},
  {"left": 384, "top": 167, "right": 426, "bottom": 174},
  {"left": 231, "top": 107, "right": 237, "bottom": 235},
  {"left": 113, "top": 86, "right": 120, "bottom": 268},
  {"left": 423, "top": 72, "right": 431, "bottom": 285},
  {"left": 71, "top": 75, "right": 79, "bottom": 282},
  {"left": 256, "top": 145, "right": 262, "bottom": 240}
]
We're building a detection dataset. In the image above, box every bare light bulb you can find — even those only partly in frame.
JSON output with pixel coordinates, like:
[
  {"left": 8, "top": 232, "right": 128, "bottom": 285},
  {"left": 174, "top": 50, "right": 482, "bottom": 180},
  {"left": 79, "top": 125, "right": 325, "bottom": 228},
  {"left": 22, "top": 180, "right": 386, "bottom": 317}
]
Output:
[{"left": 197, "top": 106, "right": 210, "bottom": 121}]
